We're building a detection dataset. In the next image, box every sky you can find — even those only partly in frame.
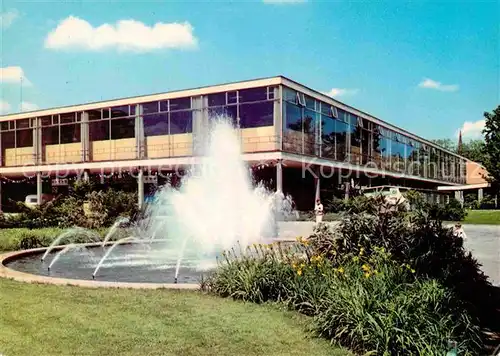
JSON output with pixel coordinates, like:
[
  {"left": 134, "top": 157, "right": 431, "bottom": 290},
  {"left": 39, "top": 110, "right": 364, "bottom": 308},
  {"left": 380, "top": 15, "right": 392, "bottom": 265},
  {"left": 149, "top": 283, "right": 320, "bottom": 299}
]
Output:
[{"left": 0, "top": 0, "right": 498, "bottom": 141}]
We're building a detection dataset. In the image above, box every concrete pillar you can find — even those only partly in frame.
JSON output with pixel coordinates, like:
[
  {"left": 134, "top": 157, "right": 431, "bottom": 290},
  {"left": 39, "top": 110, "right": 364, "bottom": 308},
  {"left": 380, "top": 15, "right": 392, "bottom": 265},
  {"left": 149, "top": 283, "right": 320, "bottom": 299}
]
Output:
[
  {"left": 83, "top": 170, "right": 89, "bottom": 182},
  {"left": 36, "top": 172, "right": 42, "bottom": 205},
  {"left": 276, "top": 159, "right": 283, "bottom": 192},
  {"left": 0, "top": 178, "right": 2, "bottom": 213},
  {"left": 478, "top": 188, "right": 484, "bottom": 202},
  {"left": 135, "top": 104, "right": 145, "bottom": 159},
  {"left": 81, "top": 112, "right": 90, "bottom": 162},
  {"left": 275, "top": 86, "right": 283, "bottom": 151},
  {"left": 33, "top": 117, "right": 42, "bottom": 164},
  {"left": 192, "top": 95, "right": 207, "bottom": 156},
  {"left": 137, "top": 169, "right": 144, "bottom": 209},
  {"left": 344, "top": 182, "right": 350, "bottom": 201},
  {"left": 315, "top": 175, "right": 320, "bottom": 202}
]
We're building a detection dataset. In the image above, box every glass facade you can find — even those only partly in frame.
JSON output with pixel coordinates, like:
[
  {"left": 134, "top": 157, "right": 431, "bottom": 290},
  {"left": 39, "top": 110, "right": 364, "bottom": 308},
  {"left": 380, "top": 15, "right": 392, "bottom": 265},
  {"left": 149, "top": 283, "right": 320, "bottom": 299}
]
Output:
[
  {"left": 0, "top": 81, "right": 467, "bottom": 185},
  {"left": 282, "top": 86, "right": 466, "bottom": 184}
]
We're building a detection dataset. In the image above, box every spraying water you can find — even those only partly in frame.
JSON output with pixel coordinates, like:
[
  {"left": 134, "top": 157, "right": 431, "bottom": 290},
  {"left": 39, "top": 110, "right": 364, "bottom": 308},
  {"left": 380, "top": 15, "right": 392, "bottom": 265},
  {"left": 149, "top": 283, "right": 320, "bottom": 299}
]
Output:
[
  {"left": 41, "top": 227, "right": 100, "bottom": 261},
  {"left": 101, "top": 217, "right": 130, "bottom": 247},
  {"left": 174, "top": 236, "right": 190, "bottom": 283},
  {"left": 92, "top": 236, "right": 135, "bottom": 278},
  {"left": 48, "top": 244, "right": 79, "bottom": 271},
  {"left": 144, "top": 118, "right": 295, "bottom": 270}
]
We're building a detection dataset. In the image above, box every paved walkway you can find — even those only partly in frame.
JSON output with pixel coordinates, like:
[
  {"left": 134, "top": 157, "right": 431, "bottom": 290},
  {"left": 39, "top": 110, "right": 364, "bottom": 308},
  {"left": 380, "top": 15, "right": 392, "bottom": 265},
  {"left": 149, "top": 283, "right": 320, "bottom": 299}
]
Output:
[{"left": 277, "top": 222, "right": 500, "bottom": 285}]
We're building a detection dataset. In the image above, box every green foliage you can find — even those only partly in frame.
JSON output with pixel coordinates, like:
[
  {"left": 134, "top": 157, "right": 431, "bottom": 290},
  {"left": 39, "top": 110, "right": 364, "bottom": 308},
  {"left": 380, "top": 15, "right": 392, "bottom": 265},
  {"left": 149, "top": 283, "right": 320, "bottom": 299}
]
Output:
[
  {"left": 460, "top": 139, "right": 486, "bottom": 164},
  {"left": 406, "top": 191, "right": 467, "bottom": 221},
  {"left": 7, "top": 183, "right": 138, "bottom": 229},
  {"left": 206, "top": 243, "right": 482, "bottom": 355},
  {"left": 483, "top": 105, "right": 500, "bottom": 191}
]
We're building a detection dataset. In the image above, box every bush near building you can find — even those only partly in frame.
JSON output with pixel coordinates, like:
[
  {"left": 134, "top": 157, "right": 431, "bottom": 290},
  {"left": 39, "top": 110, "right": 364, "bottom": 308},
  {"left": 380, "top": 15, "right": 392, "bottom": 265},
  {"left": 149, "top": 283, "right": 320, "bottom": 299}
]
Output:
[{"left": 205, "top": 197, "right": 495, "bottom": 355}]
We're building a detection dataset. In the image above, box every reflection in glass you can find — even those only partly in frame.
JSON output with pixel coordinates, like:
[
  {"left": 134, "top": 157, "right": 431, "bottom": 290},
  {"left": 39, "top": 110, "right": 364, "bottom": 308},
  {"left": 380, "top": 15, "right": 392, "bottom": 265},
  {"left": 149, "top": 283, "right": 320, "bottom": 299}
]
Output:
[
  {"left": 111, "top": 118, "right": 135, "bottom": 139},
  {"left": 60, "top": 124, "right": 81, "bottom": 144},
  {"left": 144, "top": 113, "right": 168, "bottom": 136},
  {"left": 240, "top": 102, "right": 273, "bottom": 128},
  {"left": 170, "top": 111, "right": 193, "bottom": 134}
]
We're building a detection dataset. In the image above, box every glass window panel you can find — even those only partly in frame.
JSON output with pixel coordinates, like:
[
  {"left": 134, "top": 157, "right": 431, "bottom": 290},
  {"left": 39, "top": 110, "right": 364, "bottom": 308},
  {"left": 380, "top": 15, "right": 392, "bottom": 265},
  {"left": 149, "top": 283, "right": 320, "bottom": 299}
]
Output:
[
  {"left": 267, "top": 87, "right": 276, "bottom": 100},
  {"left": 42, "top": 126, "right": 59, "bottom": 145},
  {"left": 60, "top": 112, "right": 76, "bottom": 124},
  {"left": 1, "top": 121, "right": 9, "bottom": 131},
  {"left": 170, "top": 97, "right": 191, "bottom": 111},
  {"left": 159, "top": 101, "right": 168, "bottom": 112},
  {"left": 321, "top": 115, "right": 335, "bottom": 159},
  {"left": 143, "top": 102, "right": 159, "bottom": 115},
  {"left": 239, "top": 87, "right": 268, "bottom": 103},
  {"left": 239, "top": 102, "right": 273, "bottom": 128},
  {"left": 170, "top": 111, "right": 193, "bottom": 134},
  {"left": 16, "top": 129, "right": 33, "bottom": 148},
  {"left": 130, "top": 105, "right": 136, "bottom": 116},
  {"left": 303, "top": 108, "right": 316, "bottom": 155},
  {"left": 207, "top": 93, "right": 226, "bottom": 107},
  {"left": 283, "top": 87, "right": 296, "bottom": 102},
  {"left": 87, "top": 110, "right": 101, "bottom": 121},
  {"left": 227, "top": 91, "right": 238, "bottom": 105},
  {"left": 111, "top": 118, "right": 135, "bottom": 139},
  {"left": 1, "top": 131, "right": 15, "bottom": 149},
  {"left": 102, "top": 108, "right": 110, "bottom": 119},
  {"left": 110, "top": 106, "right": 130, "bottom": 118},
  {"left": 320, "top": 102, "right": 331, "bottom": 117},
  {"left": 60, "top": 124, "right": 81, "bottom": 144},
  {"left": 304, "top": 95, "right": 315, "bottom": 110},
  {"left": 335, "top": 120, "right": 349, "bottom": 161},
  {"left": 285, "top": 102, "right": 302, "bottom": 132},
  {"left": 89, "top": 120, "right": 110, "bottom": 141},
  {"left": 361, "top": 128, "right": 371, "bottom": 164},
  {"left": 144, "top": 113, "right": 168, "bottom": 137},
  {"left": 17, "top": 119, "right": 30, "bottom": 129},
  {"left": 208, "top": 105, "right": 237, "bottom": 125}
]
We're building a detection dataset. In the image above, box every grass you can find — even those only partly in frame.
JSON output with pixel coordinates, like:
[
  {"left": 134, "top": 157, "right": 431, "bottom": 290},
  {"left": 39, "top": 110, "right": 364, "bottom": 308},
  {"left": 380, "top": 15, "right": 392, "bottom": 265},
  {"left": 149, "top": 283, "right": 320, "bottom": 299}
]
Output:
[
  {"left": 463, "top": 210, "right": 500, "bottom": 225},
  {"left": 0, "top": 278, "right": 350, "bottom": 356}
]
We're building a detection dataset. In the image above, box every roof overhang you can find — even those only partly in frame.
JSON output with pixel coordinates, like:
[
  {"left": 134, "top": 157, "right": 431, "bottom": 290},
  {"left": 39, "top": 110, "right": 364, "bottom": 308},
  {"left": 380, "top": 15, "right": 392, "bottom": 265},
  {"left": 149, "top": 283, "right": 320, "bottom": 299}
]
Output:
[{"left": 437, "top": 182, "right": 491, "bottom": 191}]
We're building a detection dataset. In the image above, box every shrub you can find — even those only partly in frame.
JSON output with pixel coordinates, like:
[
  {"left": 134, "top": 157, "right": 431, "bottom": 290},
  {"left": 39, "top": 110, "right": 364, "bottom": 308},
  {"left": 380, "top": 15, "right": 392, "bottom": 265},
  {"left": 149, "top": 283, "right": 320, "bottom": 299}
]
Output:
[{"left": 206, "top": 244, "right": 483, "bottom": 355}]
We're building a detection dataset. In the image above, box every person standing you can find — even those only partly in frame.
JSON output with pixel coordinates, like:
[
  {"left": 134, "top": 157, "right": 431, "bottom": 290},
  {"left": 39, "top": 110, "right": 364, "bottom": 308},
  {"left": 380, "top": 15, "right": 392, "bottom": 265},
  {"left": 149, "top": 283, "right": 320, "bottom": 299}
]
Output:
[{"left": 314, "top": 199, "right": 324, "bottom": 223}]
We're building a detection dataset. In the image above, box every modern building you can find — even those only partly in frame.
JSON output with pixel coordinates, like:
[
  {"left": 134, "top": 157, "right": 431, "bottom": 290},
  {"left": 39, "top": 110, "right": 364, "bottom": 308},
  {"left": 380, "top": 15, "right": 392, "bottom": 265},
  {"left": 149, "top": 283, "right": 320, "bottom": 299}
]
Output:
[{"left": 0, "top": 76, "right": 472, "bottom": 211}]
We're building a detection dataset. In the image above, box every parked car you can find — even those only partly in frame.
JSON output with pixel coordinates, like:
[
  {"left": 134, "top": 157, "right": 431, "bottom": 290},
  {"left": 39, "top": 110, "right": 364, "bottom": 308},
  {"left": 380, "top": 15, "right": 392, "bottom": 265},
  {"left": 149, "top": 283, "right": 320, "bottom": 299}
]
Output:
[{"left": 24, "top": 194, "right": 54, "bottom": 208}]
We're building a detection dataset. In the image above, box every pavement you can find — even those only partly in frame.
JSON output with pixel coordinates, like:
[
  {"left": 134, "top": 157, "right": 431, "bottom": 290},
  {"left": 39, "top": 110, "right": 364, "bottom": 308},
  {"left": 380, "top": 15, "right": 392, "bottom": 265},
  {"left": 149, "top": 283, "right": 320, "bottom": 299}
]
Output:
[{"left": 277, "top": 221, "right": 500, "bottom": 286}]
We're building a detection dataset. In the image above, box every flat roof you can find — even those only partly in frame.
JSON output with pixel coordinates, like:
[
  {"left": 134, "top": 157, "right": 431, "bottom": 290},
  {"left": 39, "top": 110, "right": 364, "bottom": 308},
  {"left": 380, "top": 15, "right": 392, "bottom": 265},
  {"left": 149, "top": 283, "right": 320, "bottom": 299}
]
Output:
[{"left": 0, "top": 74, "right": 466, "bottom": 160}]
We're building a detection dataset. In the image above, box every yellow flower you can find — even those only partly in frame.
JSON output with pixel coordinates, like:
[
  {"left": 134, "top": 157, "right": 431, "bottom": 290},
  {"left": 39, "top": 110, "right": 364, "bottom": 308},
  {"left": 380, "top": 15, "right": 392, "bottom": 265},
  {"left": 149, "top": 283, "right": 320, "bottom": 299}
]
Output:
[
  {"left": 300, "top": 263, "right": 306, "bottom": 268},
  {"left": 364, "top": 272, "right": 371, "bottom": 278},
  {"left": 359, "top": 247, "right": 365, "bottom": 256},
  {"left": 352, "top": 256, "right": 359, "bottom": 262},
  {"left": 361, "top": 264, "right": 371, "bottom": 272},
  {"left": 411, "top": 269, "right": 416, "bottom": 274},
  {"left": 373, "top": 270, "right": 379, "bottom": 275},
  {"left": 297, "top": 269, "right": 303, "bottom": 276},
  {"left": 292, "top": 263, "right": 297, "bottom": 269},
  {"left": 337, "top": 267, "right": 344, "bottom": 274}
]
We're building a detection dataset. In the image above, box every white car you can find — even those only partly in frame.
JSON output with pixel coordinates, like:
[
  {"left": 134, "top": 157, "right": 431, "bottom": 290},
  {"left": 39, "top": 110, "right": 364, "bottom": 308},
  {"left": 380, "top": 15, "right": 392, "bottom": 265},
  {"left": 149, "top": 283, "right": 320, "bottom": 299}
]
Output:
[{"left": 24, "top": 194, "right": 53, "bottom": 208}]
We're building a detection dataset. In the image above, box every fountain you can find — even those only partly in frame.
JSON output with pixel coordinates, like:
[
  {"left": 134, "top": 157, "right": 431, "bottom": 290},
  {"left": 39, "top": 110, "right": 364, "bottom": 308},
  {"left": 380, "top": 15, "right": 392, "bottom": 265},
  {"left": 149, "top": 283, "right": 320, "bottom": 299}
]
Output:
[
  {"left": 7, "top": 117, "right": 296, "bottom": 284},
  {"left": 41, "top": 227, "right": 100, "bottom": 261}
]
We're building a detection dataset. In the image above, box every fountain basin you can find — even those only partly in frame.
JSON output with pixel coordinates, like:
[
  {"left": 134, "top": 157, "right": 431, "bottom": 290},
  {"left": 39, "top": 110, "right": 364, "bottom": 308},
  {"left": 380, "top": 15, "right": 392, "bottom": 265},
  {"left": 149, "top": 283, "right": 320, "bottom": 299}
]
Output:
[{"left": 0, "top": 242, "right": 203, "bottom": 290}]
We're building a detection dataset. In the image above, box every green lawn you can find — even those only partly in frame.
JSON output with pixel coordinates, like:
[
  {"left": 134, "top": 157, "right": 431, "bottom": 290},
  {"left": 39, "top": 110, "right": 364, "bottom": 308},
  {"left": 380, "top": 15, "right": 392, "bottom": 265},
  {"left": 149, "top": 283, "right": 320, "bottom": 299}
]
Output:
[
  {"left": 0, "top": 279, "right": 350, "bottom": 356},
  {"left": 464, "top": 210, "right": 500, "bottom": 225}
]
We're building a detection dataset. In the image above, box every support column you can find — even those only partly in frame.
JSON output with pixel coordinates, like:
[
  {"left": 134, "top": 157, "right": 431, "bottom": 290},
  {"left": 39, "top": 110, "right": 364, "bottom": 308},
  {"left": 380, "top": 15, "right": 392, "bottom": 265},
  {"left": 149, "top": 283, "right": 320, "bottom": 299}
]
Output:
[
  {"left": 36, "top": 172, "right": 42, "bottom": 205},
  {"left": 274, "top": 86, "right": 283, "bottom": 151},
  {"left": 83, "top": 170, "right": 89, "bottom": 182},
  {"left": 0, "top": 178, "right": 3, "bottom": 213},
  {"left": 276, "top": 159, "right": 283, "bottom": 193},
  {"left": 478, "top": 188, "right": 484, "bottom": 202},
  {"left": 135, "top": 104, "right": 145, "bottom": 159},
  {"left": 81, "top": 112, "right": 90, "bottom": 162},
  {"left": 344, "top": 182, "right": 350, "bottom": 201},
  {"left": 137, "top": 168, "right": 144, "bottom": 209},
  {"left": 192, "top": 95, "right": 207, "bottom": 156},
  {"left": 314, "top": 175, "right": 320, "bottom": 202}
]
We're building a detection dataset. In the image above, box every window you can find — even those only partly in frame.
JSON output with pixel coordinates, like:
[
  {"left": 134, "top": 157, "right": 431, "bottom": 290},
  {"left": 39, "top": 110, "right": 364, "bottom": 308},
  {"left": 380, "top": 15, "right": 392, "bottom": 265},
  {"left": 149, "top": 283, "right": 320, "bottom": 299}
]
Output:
[
  {"left": 87, "top": 110, "right": 101, "bottom": 121},
  {"left": 267, "top": 87, "right": 276, "bottom": 100},
  {"left": 60, "top": 124, "right": 81, "bottom": 144},
  {"left": 89, "top": 120, "right": 110, "bottom": 141},
  {"left": 143, "top": 102, "right": 159, "bottom": 115},
  {"left": 144, "top": 113, "right": 169, "bottom": 136},
  {"left": 239, "top": 87, "right": 267, "bottom": 103},
  {"left": 0, "top": 121, "right": 9, "bottom": 131},
  {"left": 111, "top": 118, "right": 135, "bottom": 139},
  {"left": 170, "top": 97, "right": 191, "bottom": 111},
  {"left": 17, "top": 119, "right": 30, "bottom": 129},
  {"left": 60, "top": 112, "right": 76, "bottom": 123},
  {"left": 42, "top": 126, "right": 59, "bottom": 145},
  {"left": 208, "top": 93, "right": 226, "bottom": 107},
  {"left": 227, "top": 91, "right": 238, "bottom": 105},
  {"left": 239, "top": 102, "right": 273, "bottom": 128},
  {"left": 208, "top": 105, "right": 237, "bottom": 124},
  {"left": 110, "top": 106, "right": 130, "bottom": 118},
  {"left": 285, "top": 102, "right": 302, "bottom": 132},
  {"left": 16, "top": 129, "right": 33, "bottom": 147},
  {"left": 283, "top": 87, "right": 296, "bottom": 102},
  {"left": 170, "top": 111, "right": 193, "bottom": 134},
  {"left": 296, "top": 92, "right": 306, "bottom": 107},
  {"left": 1, "top": 131, "right": 15, "bottom": 149},
  {"left": 321, "top": 115, "right": 336, "bottom": 159}
]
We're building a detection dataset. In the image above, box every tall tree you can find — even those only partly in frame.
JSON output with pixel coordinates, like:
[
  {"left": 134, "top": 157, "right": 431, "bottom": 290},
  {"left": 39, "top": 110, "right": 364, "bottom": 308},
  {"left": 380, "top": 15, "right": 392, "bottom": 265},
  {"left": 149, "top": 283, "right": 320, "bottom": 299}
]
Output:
[
  {"left": 460, "top": 139, "right": 486, "bottom": 164},
  {"left": 482, "top": 105, "right": 500, "bottom": 191},
  {"left": 430, "top": 138, "right": 456, "bottom": 151}
]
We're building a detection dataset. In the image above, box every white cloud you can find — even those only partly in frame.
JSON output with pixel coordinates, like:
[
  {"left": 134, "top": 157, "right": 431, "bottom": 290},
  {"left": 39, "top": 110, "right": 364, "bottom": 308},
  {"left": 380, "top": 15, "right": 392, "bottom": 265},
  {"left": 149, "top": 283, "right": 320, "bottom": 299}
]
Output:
[
  {"left": 263, "top": 0, "right": 306, "bottom": 4},
  {"left": 0, "top": 100, "right": 11, "bottom": 114},
  {"left": 323, "top": 88, "right": 359, "bottom": 98},
  {"left": 20, "top": 101, "right": 39, "bottom": 112},
  {"left": 418, "top": 78, "right": 459, "bottom": 92},
  {"left": 0, "top": 9, "right": 19, "bottom": 29},
  {"left": 45, "top": 16, "right": 198, "bottom": 52},
  {"left": 0, "top": 66, "right": 32, "bottom": 86},
  {"left": 457, "top": 119, "right": 485, "bottom": 139}
]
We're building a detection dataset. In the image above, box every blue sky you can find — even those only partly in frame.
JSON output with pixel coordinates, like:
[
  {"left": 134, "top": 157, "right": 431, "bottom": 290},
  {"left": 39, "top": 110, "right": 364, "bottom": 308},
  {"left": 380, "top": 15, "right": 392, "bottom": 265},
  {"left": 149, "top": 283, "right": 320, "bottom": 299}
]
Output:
[{"left": 1, "top": 0, "right": 498, "bottom": 141}]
